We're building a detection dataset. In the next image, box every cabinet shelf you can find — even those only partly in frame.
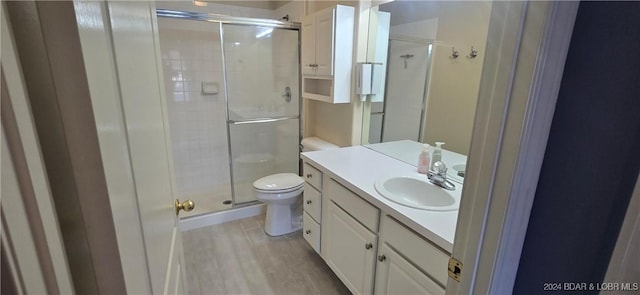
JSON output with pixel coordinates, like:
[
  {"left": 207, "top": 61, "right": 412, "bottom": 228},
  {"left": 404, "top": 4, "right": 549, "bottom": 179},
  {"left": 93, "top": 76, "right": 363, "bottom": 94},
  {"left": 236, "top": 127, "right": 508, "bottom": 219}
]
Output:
[{"left": 303, "top": 78, "right": 337, "bottom": 103}]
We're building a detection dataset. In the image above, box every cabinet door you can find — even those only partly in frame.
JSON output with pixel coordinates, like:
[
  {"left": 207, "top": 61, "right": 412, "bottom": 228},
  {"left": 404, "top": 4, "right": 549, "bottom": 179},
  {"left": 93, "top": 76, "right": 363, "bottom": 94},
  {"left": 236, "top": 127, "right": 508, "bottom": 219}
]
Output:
[
  {"left": 314, "top": 8, "right": 335, "bottom": 76},
  {"left": 301, "top": 16, "right": 316, "bottom": 75},
  {"left": 374, "top": 244, "right": 445, "bottom": 295},
  {"left": 325, "top": 201, "right": 377, "bottom": 294}
]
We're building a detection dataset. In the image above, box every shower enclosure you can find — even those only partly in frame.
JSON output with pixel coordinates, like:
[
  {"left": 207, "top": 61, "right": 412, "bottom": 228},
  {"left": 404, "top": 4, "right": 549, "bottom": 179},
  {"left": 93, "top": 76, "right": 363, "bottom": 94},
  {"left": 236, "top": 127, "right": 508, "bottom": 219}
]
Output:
[{"left": 157, "top": 10, "right": 300, "bottom": 217}]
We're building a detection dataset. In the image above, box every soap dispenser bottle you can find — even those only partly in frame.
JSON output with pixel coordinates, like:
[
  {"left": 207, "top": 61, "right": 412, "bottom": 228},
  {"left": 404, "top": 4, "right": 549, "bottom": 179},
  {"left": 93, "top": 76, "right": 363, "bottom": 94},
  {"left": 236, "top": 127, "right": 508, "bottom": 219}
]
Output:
[
  {"left": 431, "top": 142, "right": 445, "bottom": 170},
  {"left": 417, "top": 144, "right": 430, "bottom": 174}
]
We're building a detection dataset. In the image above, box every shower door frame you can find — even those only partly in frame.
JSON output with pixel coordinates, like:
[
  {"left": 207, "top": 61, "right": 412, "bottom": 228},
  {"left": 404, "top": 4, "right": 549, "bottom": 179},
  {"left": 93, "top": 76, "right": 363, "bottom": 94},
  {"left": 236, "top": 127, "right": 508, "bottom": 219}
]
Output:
[{"left": 157, "top": 9, "right": 302, "bottom": 209}]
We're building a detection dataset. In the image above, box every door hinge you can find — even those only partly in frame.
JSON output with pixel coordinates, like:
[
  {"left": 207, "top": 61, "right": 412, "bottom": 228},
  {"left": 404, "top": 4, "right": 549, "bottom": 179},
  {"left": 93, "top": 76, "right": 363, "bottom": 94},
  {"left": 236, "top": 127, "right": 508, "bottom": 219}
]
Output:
[{"left": 448, "top": 257, "right": 463, "bottom": 282}]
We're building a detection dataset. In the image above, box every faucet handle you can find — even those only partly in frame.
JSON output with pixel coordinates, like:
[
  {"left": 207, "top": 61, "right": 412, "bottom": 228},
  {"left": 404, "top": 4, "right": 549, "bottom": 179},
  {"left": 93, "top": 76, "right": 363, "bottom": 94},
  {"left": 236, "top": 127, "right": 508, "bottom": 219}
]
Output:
[
  {"left": 433, "top": 161, "right": 447, "bottom": 175},
  {"left": 427, "top": 161, "right": 456, "bottom": 190}
]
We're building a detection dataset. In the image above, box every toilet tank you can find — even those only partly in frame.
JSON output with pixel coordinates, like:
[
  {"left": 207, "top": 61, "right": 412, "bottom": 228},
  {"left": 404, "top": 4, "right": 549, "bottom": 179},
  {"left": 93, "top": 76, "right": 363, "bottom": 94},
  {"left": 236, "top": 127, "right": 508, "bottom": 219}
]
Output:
[{"left": 301, "top": 137, "right": 339, "bottom": 152}]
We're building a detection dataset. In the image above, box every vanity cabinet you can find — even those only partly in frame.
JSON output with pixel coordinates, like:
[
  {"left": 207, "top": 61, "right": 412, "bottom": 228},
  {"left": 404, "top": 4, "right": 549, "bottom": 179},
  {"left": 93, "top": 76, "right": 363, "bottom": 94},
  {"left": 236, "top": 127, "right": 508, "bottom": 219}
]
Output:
[
  {"left": 374, "top": 215, "right": 448, "bottom": 294},
  {"left": 302, "top": 156, "right": 452, "bottom": 295},
  {"left": 301, "top": 5, "right": 354, "bottom": 104},
  {"left": 374, "top": 244, "right": 444, "bottom": 295},
  {"left": 324, "top": 179, "right": 380, "bottom": 294}
]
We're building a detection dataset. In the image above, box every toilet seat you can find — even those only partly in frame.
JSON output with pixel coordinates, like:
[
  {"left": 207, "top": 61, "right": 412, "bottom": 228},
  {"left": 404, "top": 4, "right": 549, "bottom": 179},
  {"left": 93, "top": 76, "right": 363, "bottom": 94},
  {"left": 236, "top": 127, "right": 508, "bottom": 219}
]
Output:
[
  {"left": 253, "top": 173, "right": 303, "bottom": 192},
  {"left": 254, "top": 183, "right": 303, "bottom": 194}
]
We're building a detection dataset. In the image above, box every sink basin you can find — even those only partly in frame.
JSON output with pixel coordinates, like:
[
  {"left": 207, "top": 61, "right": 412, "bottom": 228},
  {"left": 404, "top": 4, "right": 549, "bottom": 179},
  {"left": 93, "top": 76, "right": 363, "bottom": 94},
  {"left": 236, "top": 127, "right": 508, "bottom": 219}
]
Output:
[
  {"left": 451, "top": 164, "right": 466, "bottom": 174},
  {"left": 374, "top": 176, "right": 459, "bottom": 211},
  {"left": 446, "top": 163, "right": 466, "bottom": 183}
]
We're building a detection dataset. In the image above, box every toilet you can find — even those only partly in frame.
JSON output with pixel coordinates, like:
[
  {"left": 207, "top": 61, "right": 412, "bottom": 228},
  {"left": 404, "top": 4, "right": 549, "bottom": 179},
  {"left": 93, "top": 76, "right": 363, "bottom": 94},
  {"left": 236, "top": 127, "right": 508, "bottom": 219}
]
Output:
[
  {"left": 254, "top": 173, "right": 304, "bottom": 236},
  {"left": 254, "top": 137, "right": 339, "bottom": 236}
]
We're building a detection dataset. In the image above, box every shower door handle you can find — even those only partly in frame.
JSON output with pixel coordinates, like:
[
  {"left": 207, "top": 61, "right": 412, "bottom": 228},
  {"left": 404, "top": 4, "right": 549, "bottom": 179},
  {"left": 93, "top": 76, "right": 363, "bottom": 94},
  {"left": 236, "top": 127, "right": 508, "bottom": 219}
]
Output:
[
  {"left": 175, "top": 199, "right": 195, "bottom": 215},
  {"left": 281, "top": 86, "right": 292, "bottom": 103}
]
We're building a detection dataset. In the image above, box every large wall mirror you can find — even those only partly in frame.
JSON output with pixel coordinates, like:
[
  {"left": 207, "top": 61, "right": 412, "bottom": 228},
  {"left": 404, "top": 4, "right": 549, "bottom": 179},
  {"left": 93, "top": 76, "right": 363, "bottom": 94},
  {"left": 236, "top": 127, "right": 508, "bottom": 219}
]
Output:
[{"left": 362, "top": 0, "right": 493, "bottom": 157}]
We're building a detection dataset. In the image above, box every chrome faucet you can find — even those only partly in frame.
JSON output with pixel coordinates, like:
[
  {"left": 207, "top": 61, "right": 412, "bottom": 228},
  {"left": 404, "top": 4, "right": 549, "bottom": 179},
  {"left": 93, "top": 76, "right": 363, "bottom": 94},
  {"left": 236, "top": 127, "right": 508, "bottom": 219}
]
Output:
[{"left": 427, "top": 161, "right": 456, "bottom": 191}]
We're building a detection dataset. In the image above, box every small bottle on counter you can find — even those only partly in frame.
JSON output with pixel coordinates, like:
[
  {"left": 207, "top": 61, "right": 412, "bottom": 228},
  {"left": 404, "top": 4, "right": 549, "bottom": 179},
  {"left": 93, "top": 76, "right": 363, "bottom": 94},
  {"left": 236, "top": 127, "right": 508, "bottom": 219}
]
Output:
[
  {"left": 431, "top": 142, "right": 445, "bottom": 170},
  {"left": 417, "top": 144, "right": 431, "bottom": 174}
]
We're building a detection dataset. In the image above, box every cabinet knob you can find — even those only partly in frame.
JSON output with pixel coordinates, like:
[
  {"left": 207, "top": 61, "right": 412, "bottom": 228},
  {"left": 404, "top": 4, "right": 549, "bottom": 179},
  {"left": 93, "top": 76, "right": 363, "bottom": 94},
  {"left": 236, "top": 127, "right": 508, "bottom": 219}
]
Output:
[
  {"left": 378, "top": 255, "right": 386, "bottom": 262},
  {"left": 306, "top": 200, "right": 312, "bottom": 204},
  {"left": 306, "top": 174, "right": 312, "bottom": 178},
  {"left": 306, "top": 229, "right": 311, "bottom": 234},
  {"left": 365, "top": 243, "right": 373, "bottom": 250}
]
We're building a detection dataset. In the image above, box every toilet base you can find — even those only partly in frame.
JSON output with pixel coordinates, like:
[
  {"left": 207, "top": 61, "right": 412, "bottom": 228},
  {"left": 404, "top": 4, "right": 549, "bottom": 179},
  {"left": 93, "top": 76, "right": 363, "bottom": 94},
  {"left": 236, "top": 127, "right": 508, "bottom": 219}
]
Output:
[{"left": 264, "top": 203, "right": 301, "bottom": 236}]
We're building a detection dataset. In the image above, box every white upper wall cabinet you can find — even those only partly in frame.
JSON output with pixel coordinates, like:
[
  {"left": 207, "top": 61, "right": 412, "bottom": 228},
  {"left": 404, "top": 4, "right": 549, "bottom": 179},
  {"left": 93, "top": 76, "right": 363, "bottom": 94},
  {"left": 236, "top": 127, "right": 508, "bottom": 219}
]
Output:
[
  {"left": 302, "top": 5, "right": 355, "bottom": 104},
  {"left": 302, "top": 8, "right": 334, "bottom": 76}
]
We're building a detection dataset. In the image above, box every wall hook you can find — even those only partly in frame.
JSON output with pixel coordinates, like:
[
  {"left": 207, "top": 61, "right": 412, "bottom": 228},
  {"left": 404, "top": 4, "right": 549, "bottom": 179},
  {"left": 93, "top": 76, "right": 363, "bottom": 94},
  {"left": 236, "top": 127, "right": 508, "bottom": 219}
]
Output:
[
  {"left": 467, "top": 46, "right": 478, "bottom": 59},
  {"left": 450, "top": 47, "right": 459, "bottom": 59}
]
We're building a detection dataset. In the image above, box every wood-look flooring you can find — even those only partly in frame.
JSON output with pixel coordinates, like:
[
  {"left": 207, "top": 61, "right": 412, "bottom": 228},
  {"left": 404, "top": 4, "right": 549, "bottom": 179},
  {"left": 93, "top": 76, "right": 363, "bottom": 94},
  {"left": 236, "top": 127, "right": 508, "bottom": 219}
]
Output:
[{"left": 182, "top": 215, "right": 350, "bottom": 295}]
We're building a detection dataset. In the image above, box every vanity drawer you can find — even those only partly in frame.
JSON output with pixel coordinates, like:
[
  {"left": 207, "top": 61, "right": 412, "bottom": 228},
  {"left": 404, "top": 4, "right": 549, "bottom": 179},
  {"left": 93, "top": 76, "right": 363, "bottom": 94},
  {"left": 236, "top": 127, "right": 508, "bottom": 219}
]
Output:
[
  {"left": 303, "top": 162, "right": 322, "bottom": 190},
  {"left": 380, "top": 215, "right": 450, "bottom": 286},
  {"left": 327, "top": 179, "right": 380, "bottom": 232},
  {"left": 303, "top": 211, "right": 321, "bottom": 253},
  {"left": 304, "top": 183, "right": 322, "bottom": 222}
]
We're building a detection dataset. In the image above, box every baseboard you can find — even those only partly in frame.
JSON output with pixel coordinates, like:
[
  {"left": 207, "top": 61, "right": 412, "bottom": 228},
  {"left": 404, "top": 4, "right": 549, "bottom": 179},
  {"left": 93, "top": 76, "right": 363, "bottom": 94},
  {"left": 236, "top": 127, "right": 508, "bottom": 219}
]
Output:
[{"left": 179, "top": 203, "right": 266, "bottom": 231}]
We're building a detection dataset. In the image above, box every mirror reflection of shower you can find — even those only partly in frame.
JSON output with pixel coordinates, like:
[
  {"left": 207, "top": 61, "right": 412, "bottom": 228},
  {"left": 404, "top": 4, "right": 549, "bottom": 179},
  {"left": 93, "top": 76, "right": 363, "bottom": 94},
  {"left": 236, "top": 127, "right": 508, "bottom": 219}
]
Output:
[
  {"left": 156, "top": 10, "right": 300, "bottom": 218},
  {"left": 365, "top": 1, "right": 492, "bottom": 155},
  {"left": 369, "top": 40, "right": 433, "bottom": 143}
]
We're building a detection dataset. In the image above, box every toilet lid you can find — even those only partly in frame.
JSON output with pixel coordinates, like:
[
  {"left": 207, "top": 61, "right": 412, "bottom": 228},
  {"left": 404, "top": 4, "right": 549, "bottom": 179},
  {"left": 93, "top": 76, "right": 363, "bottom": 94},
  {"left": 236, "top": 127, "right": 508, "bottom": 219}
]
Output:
[{"left": 253, "top": 173, "right": 304, "bottom": 191}]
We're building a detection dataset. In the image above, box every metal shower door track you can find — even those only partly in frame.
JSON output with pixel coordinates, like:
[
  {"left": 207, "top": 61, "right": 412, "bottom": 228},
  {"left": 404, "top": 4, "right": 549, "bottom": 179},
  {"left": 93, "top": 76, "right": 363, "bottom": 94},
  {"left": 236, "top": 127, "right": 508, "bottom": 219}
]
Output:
[{"left": 156, "top": 9, "right": 301, "bottom": 29}]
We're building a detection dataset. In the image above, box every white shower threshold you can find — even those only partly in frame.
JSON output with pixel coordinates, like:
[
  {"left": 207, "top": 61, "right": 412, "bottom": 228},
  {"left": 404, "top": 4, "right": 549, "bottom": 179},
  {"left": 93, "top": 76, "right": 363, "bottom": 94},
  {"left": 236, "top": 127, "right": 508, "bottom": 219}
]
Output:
[{"left": 179, "top": 203, "right": 266, "bottom": 231}]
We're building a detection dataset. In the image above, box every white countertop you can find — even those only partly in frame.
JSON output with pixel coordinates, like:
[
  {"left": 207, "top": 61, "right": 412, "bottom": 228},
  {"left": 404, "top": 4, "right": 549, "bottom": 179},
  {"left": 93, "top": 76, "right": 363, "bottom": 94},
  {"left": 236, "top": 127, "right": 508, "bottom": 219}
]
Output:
[{"left": 301, "top": 143, "right": 461, "bottom": 253}]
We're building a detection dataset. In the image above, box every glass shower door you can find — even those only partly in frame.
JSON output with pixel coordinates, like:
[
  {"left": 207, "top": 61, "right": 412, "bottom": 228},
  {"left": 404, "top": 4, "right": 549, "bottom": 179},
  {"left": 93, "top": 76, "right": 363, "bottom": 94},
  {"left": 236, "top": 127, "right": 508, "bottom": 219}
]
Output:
[{"left": 222, "top": 24, "right": 300, "bottom": 204}]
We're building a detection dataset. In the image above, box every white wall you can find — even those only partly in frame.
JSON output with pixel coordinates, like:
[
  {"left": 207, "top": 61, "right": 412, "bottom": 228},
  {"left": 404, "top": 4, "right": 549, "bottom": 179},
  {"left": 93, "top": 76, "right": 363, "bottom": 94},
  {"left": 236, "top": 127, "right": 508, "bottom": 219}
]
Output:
[
  {"left": 390, "top": 17, "right": 438, "bottom": 40},
  {"left": 421, "top": 1, "right": 492, "bottom": 154},
  {"left": 275, "top": 1, "right": 305, "bottom": 23}
]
